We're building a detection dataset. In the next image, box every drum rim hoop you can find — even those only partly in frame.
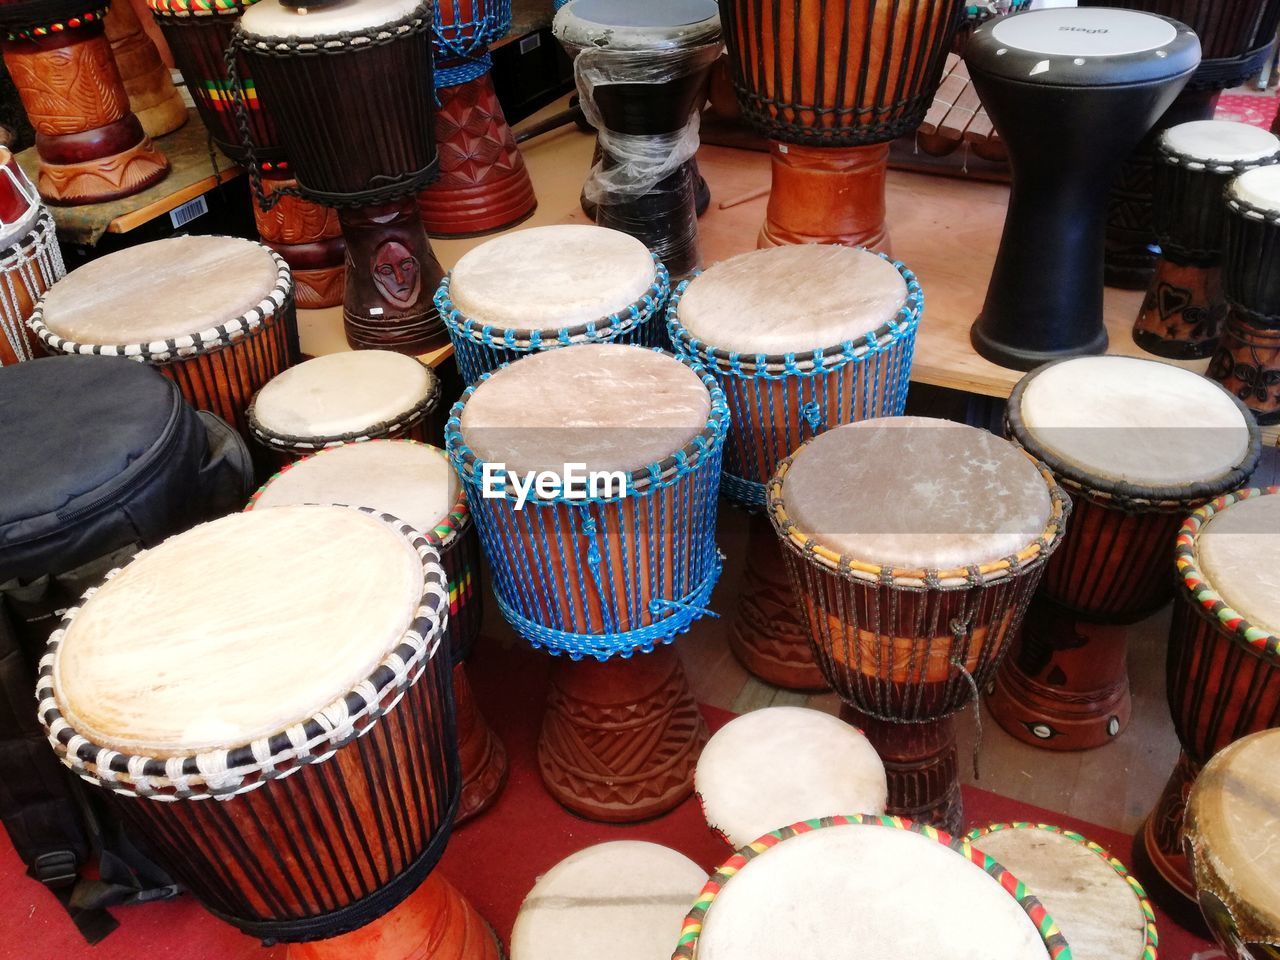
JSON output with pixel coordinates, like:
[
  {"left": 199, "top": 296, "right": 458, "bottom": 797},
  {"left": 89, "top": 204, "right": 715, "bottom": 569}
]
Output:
[
  {"left": 667, "top": 255, "right": 923, "bottom": 373},
  {"left": 146, "top": 0, "right": 258, "bottom": 17},
  {"left": 766, "top": 448, "right": 1070, "bottom": 587},
  {"left": 1005, "top": 358, "right": 1262, "bottom": 511},
  {"left": 246, "top": 439, "right": 472, "bottom": 549},
  {"left": 247, "top": 364, "right": 442, "bottom": 451},
  {"left": 1175, "top": 486, "right": 1280, "bottom": 661},
  {"left": 1227, "top": 190, "right": 1280, "bottom": 225},
  {"left": 436, "top": 252, "right": 669, "bottom": 348},
  {"left": 0, "top": 208, "right": 58, "bottom": 270},
  {"left": 28, "top": 239, "right": 292, "bottom": 363},
  {"left": 673, "top": 814, "right": 1072, "bottom": 960},
  {"left": 235, "top": 3, "right": 431, "bottom": 52},
  {"left": 552, "top": 0, "right": 721, "bottom": 52},
  {"left": 0, "top": 2, "right": 107, "bottom": 39},
  {"left": 1157, "top": 142, "right": 1280, "bottom": 177},
  {"left": 445, "top": 348, "right": 730, "bottom": 499},
  {"left": 35, "top": 505, "right": 452, "bottom": 799},
  {"left": 967, "top": 821, "right": 1158, "bottom": 960}
]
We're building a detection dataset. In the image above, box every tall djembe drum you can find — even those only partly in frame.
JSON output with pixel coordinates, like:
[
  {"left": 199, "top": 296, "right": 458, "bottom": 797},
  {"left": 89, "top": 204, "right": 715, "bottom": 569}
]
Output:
[
  {"left": 1137, "top": 487, "right": 1280, "bottom": 918},
  {"left": 769, "top": 418, "right": 1068, "bottom": 831},
  {"left": 419, "top": 0, "right": 536, "bottom": 236},
  {"left": 235, "top": 0, "right": 446, "bottom": 353},
  {"left": 36, "top": 506, "right": 499, "bottom": 960},
  {"left": 0, "top": 149, "right": 61, "bottom": 365},
  {"left": 553, "top": 0, "right": 721, "bottom": 278},
  {"left": 719, "top": 0, "right": 962, "bottom": 253},
  {"left": 987, "top": 356, "right": 1259, "bottom": 750},
  {"left": 448, "top": 344, "right": 727, "bottom": 822},
  {"left": 104, "top": 0, "right": 186, "bottom": 137},
  {"left": 667, "top": 244, "right": 922, "bottom": 690},
  {"left": 965, "top": 7, "right": 1200, "bottom": 369},
  {"left": 0, "top": 0, "right": 169, "bottom": 205}
]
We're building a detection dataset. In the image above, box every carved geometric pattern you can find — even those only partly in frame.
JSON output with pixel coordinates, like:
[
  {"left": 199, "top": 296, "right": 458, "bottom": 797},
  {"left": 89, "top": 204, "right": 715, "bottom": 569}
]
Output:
[{"left": 4, "top": 38, "right": 128, "bottom": 136}]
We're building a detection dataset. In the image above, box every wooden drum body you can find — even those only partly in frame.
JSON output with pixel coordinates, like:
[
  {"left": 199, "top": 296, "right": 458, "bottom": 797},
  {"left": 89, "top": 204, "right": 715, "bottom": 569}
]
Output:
[
  {"left": 1137, "top": 489, "right": 1280, "bottom": 916},
  {"left": 0, "top": 2, "right": 169, "bottom": 205},
  {"left": 0, "top": 154, "right": 63, "bottom": 365},
  {"left": 104, "top": 0, "right": 186, "bottom": 137},
  {"left": 719, "top": 0, "right": 962, "bottom": 254},
  {"left": 448, "top": 344, "right": 728, "bottom": 821}
]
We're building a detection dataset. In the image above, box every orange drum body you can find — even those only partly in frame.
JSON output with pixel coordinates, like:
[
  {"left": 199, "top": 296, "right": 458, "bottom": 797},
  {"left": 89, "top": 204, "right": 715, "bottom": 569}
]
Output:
[
  {"left": 719, "top": 0, "right": 962, "bottom": 253},
  {"left": 104, "top": 0, "right": 186, "bottom": 138}
]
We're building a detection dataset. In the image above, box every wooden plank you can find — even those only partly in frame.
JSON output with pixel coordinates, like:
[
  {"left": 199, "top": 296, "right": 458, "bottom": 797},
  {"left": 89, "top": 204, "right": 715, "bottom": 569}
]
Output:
[
  {"left": 920, "top": 54, "right": 964, "bottom": 136},
  {"left": 939, "top": 76, "right": 982, "bottom": 142},
  {"left": 106, "top": 167, "right": 240, "bottom": 234}
]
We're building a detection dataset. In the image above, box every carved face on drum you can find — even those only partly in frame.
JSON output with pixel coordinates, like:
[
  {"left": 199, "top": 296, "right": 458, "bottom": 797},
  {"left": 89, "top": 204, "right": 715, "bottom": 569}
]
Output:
[{"left": 373, "top": 239, "right": 422, "bottom": 308}]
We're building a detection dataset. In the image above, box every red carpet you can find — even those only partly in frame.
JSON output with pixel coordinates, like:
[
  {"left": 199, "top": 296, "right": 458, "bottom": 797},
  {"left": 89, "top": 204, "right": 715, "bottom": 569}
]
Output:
[
  {"left": 1216, "top": 92, "right": 1278, "bottom": 130},
  {"left": 3, "top": 638, "right": 1217, "bottom": 960}
]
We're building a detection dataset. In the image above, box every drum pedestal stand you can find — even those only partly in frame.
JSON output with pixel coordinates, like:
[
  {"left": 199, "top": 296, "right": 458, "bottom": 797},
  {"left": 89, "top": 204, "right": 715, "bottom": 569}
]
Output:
[
  {"left": 1208, "top": 308, "right": 1280, "bottom": 424},
  {"left": 339, "top": 197, "right": 448, "bottom": 355},
  {"left": 730, "top": 516, "right": 827, "bottom": 691},
  {"left": 841, "top": 705, "right": 962, "bottom": 836},
  {"left": 1, "top": 24, "right": 170, "bottom": 206},
  {"left": 453, "top": 663, "right": 509, "bottom": 825},
  {"left": 256, "top": 169, "right": 346, "bottom": 310},
  {"left": 537, "top": 644, "right": 709, "bottom": 823},
  {"left": 418, "top": 70, "right": 537, "bottom": 238},
  {"left": 285, "top": 872, "right": 502, "bottom": 960},
  {"left": 986, "top": 598, "right": 1132, "bottom": 751},
  {"left": 756, "top": 142, "right": 891, "bottom": 255},
  {"left": 1133, "top": 257, "right": 1226, "bottom": 359}
]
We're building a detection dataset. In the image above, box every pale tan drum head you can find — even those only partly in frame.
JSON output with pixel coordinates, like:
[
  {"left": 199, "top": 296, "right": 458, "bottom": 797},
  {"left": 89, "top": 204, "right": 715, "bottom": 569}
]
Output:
[
  {"left": 694, "top": 824, "right": 1050, "bottom": 959},
  {"left": 511, "top": 841, "right": 706, "bottom": 960},
  {"left": 1196, "top": 494, "right": 1280, "bottom": 637},
  {"left": 696, "top": 707, "right": 887, "bottom": 849},
  {"left": 239, "top": 0, "right": 423, "bottom": 39},
  {"left": 37, "top": 236, "right": 280, "bottom": 347},
  {"left": 970, "top": 826, "right": 1151, "bottom": 960},
  {"left": 1161, "top": 121, "right": 1280, "bottom": 166},
  {"left": 459, "top": 343, "right": 711, "bottom": 475},
  {"left": 1016, "top": 356, "right": 1252, "bottom": 489},
  {"left": 780, "top": 417, "right": 1053, "bottom": 571},
  {"left": 449, "top": 225, "right": 656, "bottom": 331},
  {"left": 675, "top": 245, "right": 907, "bottom": 355},
  {"left": 251, "top": 351, "right": 435, "bottom": 440},
  {"left": 1187, "top": 729, "right": 1280, "bottom": 943},
  {"left": 52, "top": 506, "right": 425, "bottom": 758},
  {"left": 1229, "top": 165, "right": 1280, "bottom": 213},
  {"left": 250, "top": 441, "right": 458, "bottom": 536}
]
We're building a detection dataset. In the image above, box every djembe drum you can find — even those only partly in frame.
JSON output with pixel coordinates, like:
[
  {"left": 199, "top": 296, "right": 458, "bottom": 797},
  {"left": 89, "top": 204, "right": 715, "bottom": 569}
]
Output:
[
  {"left": 553, "top": 0, "right": 721, "bottom": 278},
  {"left": 1080, "top": 0, "right": 1280, "bottom": 288},
  {"left": 695, "top": 706, "right": 887, "bottom": 849},
  {"left": 512, "top": 842, "right": 705, "bottom": 960},
  {"left": 104, "top": 0, "right": 186, "bottom": 137},
  {"left": 968, "top": 824, "right": 1157, "bottom": 960},
  {"left": 246, "top": 440, "right": 507, "bottom": 823},
  {"left": 965, "top": 7, "right": 1200, "bottom": 369},
  {"left": 419, "top": 0, "right": 536, "bottom": 236},
  {"left": 1210, "top": 167, "right": 1280, "bottom": 423},
  {"left": 668, "top": 244, "right": 922, "bottom": 690},
  {"left": 1185, "top": 729, "right": 1280, "bottom": 960},
  {"left": 987, "top": 356, "right": 1259, "bottom": 750},
  {"left": 1135, "top": 121, "right": 1280, "bottom": 359},
  {"left": 448, "top": 343, "right": 727, "bottom": 822},
  {"left": 0, "top": 0, "right": 169, "bottom": 205},
  {"left": 236, "top": 0, "right": 445, "bottom": 352},
  {"left": 1138, "top": 487, "right": 1280, "bottom": 914},
  {"left": 674, "top": 816, "right": 1069, "bottom": 959},
  {"left": 719, "top": 0, "right": 962, "bottom": 253},
  {"left": 437, "top": 224, "right": 669, "bottom": 385},
  {"left": 768, "top": 418, "right": 1068, "bottom": 831},
  {"left": 29, "top": 234, "right": 298, "bottom": 439},
  {"left": 0, "top": 149, "right": 61, "bottom": 366},
  {"left": 248, "top": 350, "right": 440, "bottom": 466},
  {"left": 35, "top": 505, "right": 500, "bottom": 960},
  {"left": 146, "top": 0, "right": 345, "bottom": 308}
]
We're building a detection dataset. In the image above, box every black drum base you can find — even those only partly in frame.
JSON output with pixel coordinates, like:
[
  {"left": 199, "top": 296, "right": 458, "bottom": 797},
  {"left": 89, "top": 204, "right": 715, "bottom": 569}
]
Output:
[{"left": 970, "top": 318, "right": 1110, "bottom": 372}]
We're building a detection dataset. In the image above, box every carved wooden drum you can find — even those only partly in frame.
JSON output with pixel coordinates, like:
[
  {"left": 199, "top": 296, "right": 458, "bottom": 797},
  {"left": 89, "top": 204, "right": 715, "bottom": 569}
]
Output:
[
  {"left": 1135, "top": 121, "right": 1280, "bottom": 359},
  {"left": 989, "top": 356, "right": 1259, "bottom": 750},
  {"left": 1210, "top": 166, "right": 1280, "bottom": 423},
  {"left": 104, "top": 0, "right": 186, "bottom": 138},
  {"left": 674, "top": 816, "right": 1070, "bottom": 960},
  {"left": 695, "top": 706, "right": 886, "bottom": 850},
  {"left": 719, "top": 0, "right": 962, "bottom": 252},
  {"left": 768, "top": 417, "right": 1068, "bottom": 831},
  {"left": 30, "top": 235, "right": 298, "bottom": 439},
  {"left": 1185, "top": 728, "right": 1280, "bottom": 960},
  {"left": 512, "top": 841, "right": 705, "bottom": 960},
  {"left": 448, "top": 343, "right": 727, "bottom": 821},
  {"left": 438, "top": 224, "right": 669, "bottom": 385},
  {"left": 36, "top": 505, "right": 499, "bottom": 959},
  {"left": 247, "top": 440, "right": 506, "bottom": 824},
  {"left": 1139, "top": 487, "right": 1280, "bottom": 914},
  {"left": 248, "top": 351, "right": 440, "bottom": 466},
  {"left": 968, "top": 823, "right": 1158, "bottom": 960},
  {"left": 0, "top": 150, "right": 61, "bottom": 366}
]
